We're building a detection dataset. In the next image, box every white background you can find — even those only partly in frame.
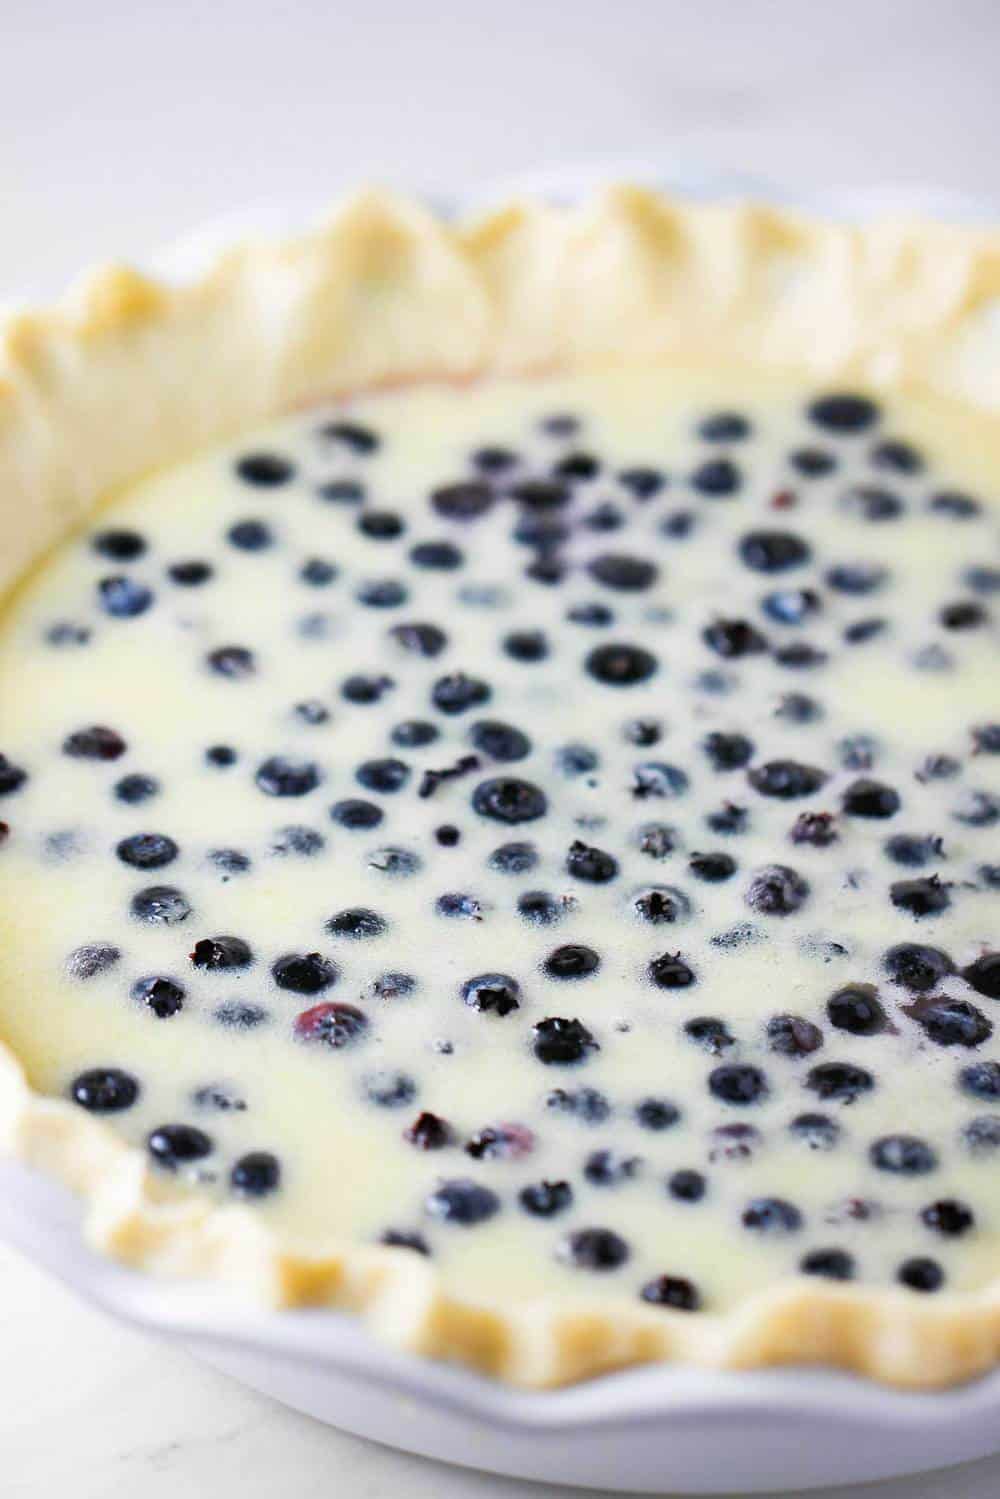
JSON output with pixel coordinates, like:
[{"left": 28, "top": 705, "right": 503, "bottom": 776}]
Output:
[{"left": 3, "top": 2, "right": 1000, "bottom": 1495}]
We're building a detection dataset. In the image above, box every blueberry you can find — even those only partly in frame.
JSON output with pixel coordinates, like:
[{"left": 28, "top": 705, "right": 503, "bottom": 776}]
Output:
[
  {"left": 489, "top": 841, "right": 538, "bottom": 874},
  {"left": 131, "top": 885, "right": 191, "bottom": 924},
  {"left": 959, "top": 1061, "right": 1000, "bottom": 1099},
  {"left": 231, "top": 1152, "right": 281, "bottom": 1197},
  {"left": 745, "top": 863, "right": 809, "bottom": 916},
  {"left": 898, "top": 1257, "right": 944, "bottom": 1293},
  {"left": 518, "top": 890, "right": 566, "bottom": 925},
  {"left": 631, "top": 761, "right": 688, "bottom": 799},
  {"left": 565, "top": 840, "right": 618, "bottom": 883},
  {"left": 410, "top": 539, "right": 464, "bottom": 570},
  {"left": 430, "top": 481, "right": 494, "bottom": 521},
  {"left": 884, "top": 834, "right": 944, "bottom": 869},
  {"left": 425, "top": 1178, "right": 500, "bottom": 1225},
  {"left": 965, "top": 566, "right": 1000, "bottom": 594},
  {"left": 270, "top": 824, "right": 324, "bottom": 857},
  {"left": 364, "top": 1070, "right": 417, "bottom": 1108},
  {"left": 63, "top": 725, "right": 127, "bottom": 761},
  {"left": 358, "top": 509, "right": 405, "bottom": 540},
  {"left": 131, "top": 975, "right": 185, "bottom": 1017},
  {"left": 843, "top": 617, "right": 887, "bottom": 645},
  {"left": 738, "top": 530, "right": 811, "bottom": 573},
  {"left": 532, "top": 1016, "right": 599, "bottom": 1063},
  {"left": 929, "top": 489, "right": 980, "bottom": 519},
  {"left": 940, "top": 599, "right": 988, "bottom": 630},
  {"left": 71, "top": 1068, "right": 140, "bottom": 1113},
  {"left": 801, "top": 1249, "right": 855, "bottom": 1281},
  {"left": 436, "top": 891, "right": 483, "bottom": 919},
  {"left": 435, "top": 824, "right": 461, "bottom": 846},
  {"left": 205, "top": 744, "right": 237, "bottom": 767},
  {"left": 356, "top": 758, "right": 410, "bottom": 794},
  {"left": 667, "top": 1169, "right": 706, "bottom": 1202},
  {"left": 519, "top": 1180, "right": 573, "bottom": 1217},
  {"left": 461, "top": 973, "right": 521, "bottom": 1016},
  {"left": 691, "top": 458, "right": 741, "bottom": 496},
  {"left": 870, "top": 1135, "right": 937, "bottom": 1174},
  {"left": 557, "top": 743, "right": 600, "bottom": 777},
  {"left": 293, "top": 698, "right": 330, "bottom": 726},
  {"left": 583, "top": 502, "right": 624, "bottom": 532},
  {"left": 569, "top": 602, "right": 614, "bottom": 628},
  {"left": 825, "top": 562, "right": 887, "bottom": 595},
  {"left": 471, "top": 445, "right": 518, "bottom": 473},
  {"left": 503, "top": 629, "right": 549, "bottom": 662},
  {"left": 208, "top": 845, "right": 252, "bottom": 875},
  {"left": 588, "top": 553, "right": 658, "bottom": 591},
  {"left": 369, "top": 971, "right": 417, "bottom": 1001},
  {"left": 618, "top": 466, "right": 666, "bottom": 498},
  {"left": 207, "top": 645, "right": 256, "bottom": 680},
  {"left": 827, "top": 984, "right": 887, "bottom": 1036},
  {"left": 660, "top": 510, "right": 696, "bottom": 539},
  {"left": 766, "top": 1014, "right": 824, "bottom": 1057},
  {"left": 391, "top": 720, "right": 438, "bottom": 750},
  {"left": 431, "top": 672, "right": 491, "bottom": 716},
  {"left": 92, "top": 528, "right": 146, "bottom": 561},
  {"left": 749, "top": 760, "right": 827, "bottom": 800},
  {"left": 227, "top": 518, "right": 273, "bottom": 551},
  {"left": 742, "top": 1198, "right": 803, "bottom": 1233},
  {"left": 805, "top": 1062, "right": 874, "bottom": 1102},
  {"left": 882, "top": 943, "right": 954, "bottom": 992},
  {"left": 557, "top": 1227, "right": 629, "bottom": 1270},
  {"left": 702, "top": 618, "right": 768, "bottom": 658},
  {"left": 316, "top": 478, "right": 365, "bottom": 504},
  {"left": 807, "top": 393, "right": 879, "bottom": 432},
  {"left": 97, "top": 576, "right": 154, "bottom": 618},
  {"left": 116, "top": 832, "right": 178, "bottom": 870},
  {"left": 632, "top": 885, "right": 690, "bottom": 923},
  {"left": 293, "top": 1001, "right": 368, "bottom": 1047},
  {"left": 789, "top": 1112, "right": 840, "bottom": 1150},
  {"left": 685, "top": 1017, "right": 735, "bottom": 1054},
  {"left": 214, "top": 1001, "right": 269, "bottom": 1029},
  {"left": 773, "top": 641, "right": 828, "bottom": 670},
  {"left": 255, "top": 756, "right": 320, "bottom": 797},
  {"left": 890, "top": 876, "right": 951, "bottom": 917},
  {"left": 113, "top": 773, "right": 159, "bottom": 805},
  {"left": 380, "top": 1229, "right": 430, "bottom": 1255},
  {"left": 585, "top": 641, "right": 657, "bottom": 686},
  {"left": 367, "top": 845, "right": 422, "bottom": 876},
  {"left": 404, "top": 1112, "right": 452, "bottom": 1150},
  {"left": 319, "top": 421, "right": 378, "bottom": 454},
  {"left": 962, "top": 954, "right": 1000, "bottom": 1001},
  {"left": 640, "top": 1275, "right": 701, "bottom": 1311},
  {"left": 65, "top": 942, "right": 121, "bottom": 979},
  {"left": 509, "top": 477, "right": 572, "bottom": 510},
  {"left": 842, "top": 779, "right": 901, "bottom": 820},
  {"left": 356, "top": 578, "right": 408, "bottom": 608},
  {"left": 698, "top": 411, "right": 751, "bottom": 442},
  {"left": 790, "top": 447, "right": 837, "bottom": 476},
  {"left": 469, "top": 720, "right": 531, "bottom": 763},
  {"left": 45, "top": 621, "right": 91, "bottom": 647},
  {"left": 790, "top": 812, "right": 838, "bottom": 847},
  {"left": 702, "top": 732, "right": 754, "bottom": 772},
  {"left": 342, "top": 674, "right": 395, "bottom": 704},
  {"left": 635, "top": 821, "right": 678, "bottom": 857},
  {"left": 951, "top": 790, "right": 1000, "bottom": 828},
  {"left": 272, "top": 952, "right": 337, "bottom": 994},
  {"left": 708, "top": 1065, "right": 768, "bottom": 1106},
  {"left": 963, "top": 1115, "right": 1000, "bottom": 1154},
  {"left": 905, "top": 995, "right": 990, "bottom": 1046},
  {"left": 299, "top": 557, "right": 337, "bottom": 586},
  {"left": 688, "top": 851, "right": 736, "bottom": 883},
  {"left": 327, "top": 907, "right": 387, "bottom": 939},
  {"left": 472, "top": 777, "right": 547, "bottom": 824},
  {"left": 390, "top": 622, "right": 447, "bottom": 657},
  {"left": 190, "top": 936, "right": 252, "bottom": 971},
  {"left": 148, "top": 1123, "right": 213, "bottom": 1169},
  {"left": 583, "top": 1148, "right": 641, "bottom": 1186},
  {"left": 761, "top": 588, "right": 822, "bottom": 627},
  {"left": 648, "top": 952, "right": 696, "bottom": 989},
  {"left": 236, "top": 451, "right": 296, "bottom": 483},
  {"left": 921, "top": 1199, "right": 974, "bottom": 1237},
  {"left": 547, "top": 1087, "right": 611, "bottom": 1124}
]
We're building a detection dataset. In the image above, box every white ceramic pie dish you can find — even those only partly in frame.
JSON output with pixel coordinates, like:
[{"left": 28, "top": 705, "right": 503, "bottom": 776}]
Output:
[{"left": 3, "top": 164, "right": 999, "bottom": 1494}]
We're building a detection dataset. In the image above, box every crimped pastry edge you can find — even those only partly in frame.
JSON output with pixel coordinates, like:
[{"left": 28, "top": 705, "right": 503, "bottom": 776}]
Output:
[{"left": 1, "top": 185, "right": 1000, "bottom": 1388}]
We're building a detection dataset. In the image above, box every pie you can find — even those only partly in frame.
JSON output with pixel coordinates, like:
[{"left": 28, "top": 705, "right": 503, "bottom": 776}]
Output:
[{"left": 0, "top": 187, "right": 998, "bottom": 1390}]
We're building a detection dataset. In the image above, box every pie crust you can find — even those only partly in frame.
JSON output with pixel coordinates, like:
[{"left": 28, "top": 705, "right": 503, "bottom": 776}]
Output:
[{"left": 1, "top": 185, "right": 1000, "bottom": 1389}]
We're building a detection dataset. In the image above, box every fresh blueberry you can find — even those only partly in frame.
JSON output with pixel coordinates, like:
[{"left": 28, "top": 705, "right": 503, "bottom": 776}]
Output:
[{"left": 70, "top": 1068, "right": 140, "bottom": 1113}]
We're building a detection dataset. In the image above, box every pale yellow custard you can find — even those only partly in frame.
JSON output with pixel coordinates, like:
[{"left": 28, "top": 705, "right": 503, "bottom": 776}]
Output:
[{"left": 0, "top": 365, "right": 998, "bottom": 1320}]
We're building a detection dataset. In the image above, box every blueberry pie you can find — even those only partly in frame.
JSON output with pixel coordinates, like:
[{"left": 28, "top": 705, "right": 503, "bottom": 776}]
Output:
[{"left": 0, "top": 188, "right": 998, "bottom": 1388}]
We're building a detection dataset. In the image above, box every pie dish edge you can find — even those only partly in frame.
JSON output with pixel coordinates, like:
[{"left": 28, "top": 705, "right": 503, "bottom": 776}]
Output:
[{"left": 1, "top": 184, "right": 1000, "bottom": 1388}]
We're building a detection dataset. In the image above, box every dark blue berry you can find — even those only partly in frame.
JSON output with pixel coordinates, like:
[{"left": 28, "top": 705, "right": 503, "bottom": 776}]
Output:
[
  {"left": 236, "top": 451, "right": 296, "bottom": 483},
  {"left": 231, "top": 1152, "right": 281, "bottom": 1197},
  {"left": 148, "top": 1123, "right": 213, "bottom": 1168},
  {"left": 519, "top": 1180, "right": 573, "bottom": 1217},
  {"left": 131, "top": 975, "right": 185, "bottom": 1018},
  {"left": 472, "top": 777, "right": 547, "bottom": 824},
  {"left": 131, "top": 885, "right": 192, "bottom": 925},
  {"left": 870, "top": 1135, "right": 937, "bottom": 1174},
  {"left": 532, "top": 1016, "right": 599, "bottom": 1063},
  {"left": 425, "top": 1178, "right": 500, "bottom": 1225},
  {"left": 98, "top": 576, "right": 154, "bottom": 618},
  {"left": 255, "top": 756, "right": 320, "bottom": 797},
  {"left": 71, "top": 1068, "right": 139, "bottom": 1113}
]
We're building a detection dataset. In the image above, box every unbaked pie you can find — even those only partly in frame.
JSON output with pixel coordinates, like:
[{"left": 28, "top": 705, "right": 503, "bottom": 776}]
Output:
[{"left": 0, "top": 187, "right": 998, "bottom": 1388}]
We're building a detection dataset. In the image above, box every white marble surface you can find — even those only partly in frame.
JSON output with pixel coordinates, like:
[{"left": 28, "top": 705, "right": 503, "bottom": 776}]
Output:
[{"left": 3, "top": 1, "right": 1000, "bottom": 1494}]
